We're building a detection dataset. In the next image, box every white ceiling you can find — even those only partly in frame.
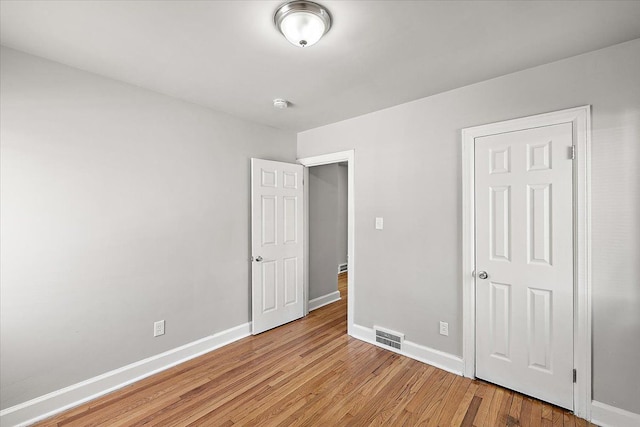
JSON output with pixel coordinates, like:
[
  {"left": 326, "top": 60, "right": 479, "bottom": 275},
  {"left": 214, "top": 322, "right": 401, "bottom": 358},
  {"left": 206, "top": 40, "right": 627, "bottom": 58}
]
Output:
[{"left": 2, "top": 1, "right": 640, "bottom": 132}]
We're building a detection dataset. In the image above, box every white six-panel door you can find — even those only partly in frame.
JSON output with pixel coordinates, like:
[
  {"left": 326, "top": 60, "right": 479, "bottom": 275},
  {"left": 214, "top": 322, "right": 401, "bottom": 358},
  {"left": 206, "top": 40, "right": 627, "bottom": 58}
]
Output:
[
  {"left": 475, "top": 123, "right": 574, "bottom": 409},
  {"left": 251, "top": 159, "right": 304, "bottom": 334}
]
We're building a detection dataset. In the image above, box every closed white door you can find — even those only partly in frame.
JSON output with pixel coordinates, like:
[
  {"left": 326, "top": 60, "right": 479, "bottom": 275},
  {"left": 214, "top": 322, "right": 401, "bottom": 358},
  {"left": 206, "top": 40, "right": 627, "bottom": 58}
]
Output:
[
  {"left": 251, "top": 158, "right": 304, "bottom": 334},
  {"left": 475, "top": 123, "right": 574, "bottom": 409}
]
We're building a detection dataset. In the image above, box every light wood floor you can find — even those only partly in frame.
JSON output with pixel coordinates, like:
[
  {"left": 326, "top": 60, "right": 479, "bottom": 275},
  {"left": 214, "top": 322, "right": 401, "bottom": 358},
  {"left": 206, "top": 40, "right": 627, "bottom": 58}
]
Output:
[{"left": 36, "top": 273, "right": 594, "bottom": 426}]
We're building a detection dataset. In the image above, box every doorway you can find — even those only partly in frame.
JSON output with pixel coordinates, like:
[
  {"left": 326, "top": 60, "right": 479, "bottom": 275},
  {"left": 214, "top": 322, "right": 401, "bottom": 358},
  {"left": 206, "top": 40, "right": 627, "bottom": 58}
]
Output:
[
  {"left": 307, "top": 163, "right": 348, "bottom": 312},
  {"left": 299, "top": 150, "right": 355, "bottom": 336},
  {"left": 461, "top": 107, "right": 591, "bottom": 418}
]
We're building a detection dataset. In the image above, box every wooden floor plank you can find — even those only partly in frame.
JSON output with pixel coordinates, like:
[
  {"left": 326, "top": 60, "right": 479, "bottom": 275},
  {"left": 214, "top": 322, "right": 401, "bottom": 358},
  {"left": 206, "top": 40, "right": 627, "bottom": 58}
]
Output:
[
  {"left": 564, "top": 410, "right": 577, "bottom": 427},
  {"left": 541, "top": 402, "right": 554, "bottom": 427},
  {"left": 575, "top": 416, "right": 588, "bottom": 427},
  {"left": 485, "top": 386, "right": 506, "bottom": 426},
  {"left": 449, "top": 381, "right": 480, "bottom": 426},
  {"left": 553, "top": 405, "right": 566, "bottom": 427},
  {"left": 472, "top": 381, "right": 496, "bottom": 426},
  {"left": 423, "top": 374, "right": 465, "bottom": 426},
  {"left": 34, "top": 273, "right": 593, "bottom": 427},
  {"left": 520, "top": 397, "right": 534, "bottom": 427},
  {"left": 434, "top": 375, "right": 473, "bottom": 426},
  {"left": 461, "top": 395, "right": 482, "bottom": 427},
  {"left": 508, "top": 392, "right": 525, "bottom": 426},
  {"left": 530, "top": 398, "right": 544, "bottom": 427},
  {"left": 497, "top": 389, "right": 515, "bottom": 426},
  {"left": 405, "top": 368, "right": 455, "bottom": 425}
]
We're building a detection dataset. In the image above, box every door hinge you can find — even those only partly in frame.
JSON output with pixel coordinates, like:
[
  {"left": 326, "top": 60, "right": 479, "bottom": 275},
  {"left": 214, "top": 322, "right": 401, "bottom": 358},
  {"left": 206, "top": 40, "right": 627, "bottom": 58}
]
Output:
[
  {"left": 573, "top": 369, "right": 577, "bottom": 383},
  {"left": 570, "top": 145, "right": 576, "bottom": 160}
]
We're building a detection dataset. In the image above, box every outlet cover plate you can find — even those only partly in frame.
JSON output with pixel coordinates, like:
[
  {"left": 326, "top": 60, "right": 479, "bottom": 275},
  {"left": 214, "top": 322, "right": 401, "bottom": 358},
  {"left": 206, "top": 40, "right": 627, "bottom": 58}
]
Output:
[
  {"left": 439, "top": 321, "right": 449, "bottom": 336},
  {"left": 154, "top": 320, "right": 165, "bottom": 337}
]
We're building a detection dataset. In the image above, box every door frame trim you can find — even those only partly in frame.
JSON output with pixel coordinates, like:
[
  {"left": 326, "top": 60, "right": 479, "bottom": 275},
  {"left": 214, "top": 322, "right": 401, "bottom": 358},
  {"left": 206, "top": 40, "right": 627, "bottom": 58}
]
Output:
[
  {"left": 298, "top": 150, "right": 355, "bottom": 336},
  {"left": 461, "top": 106, "right": 591, "bottom": 419}
]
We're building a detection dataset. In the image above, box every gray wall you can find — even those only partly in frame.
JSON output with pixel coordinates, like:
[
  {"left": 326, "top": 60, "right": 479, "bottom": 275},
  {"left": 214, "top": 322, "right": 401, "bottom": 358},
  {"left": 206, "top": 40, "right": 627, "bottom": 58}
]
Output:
[
  {"left": 309, "top": 164, "right": 340, "bottom": 300},
  {"left": 0, "top": 47, "right": 296, "bottom": 409},
  {"left": 298, "top": 39, "right": 640, "bottom": 414}
]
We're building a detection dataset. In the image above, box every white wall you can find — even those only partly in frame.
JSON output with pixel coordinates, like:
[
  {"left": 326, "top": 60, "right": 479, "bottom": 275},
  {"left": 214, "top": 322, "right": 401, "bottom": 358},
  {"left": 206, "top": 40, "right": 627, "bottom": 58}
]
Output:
[
  {"left": 298, "top": 39, "right": 640, "bottom": 414},
  {"left": 0, "top": 47, "right": 296, "bottom": 410}
]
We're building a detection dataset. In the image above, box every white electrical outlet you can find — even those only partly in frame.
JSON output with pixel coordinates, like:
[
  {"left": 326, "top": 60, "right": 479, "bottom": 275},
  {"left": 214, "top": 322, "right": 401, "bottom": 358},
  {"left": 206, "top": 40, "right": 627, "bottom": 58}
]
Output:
[
  {"left": 439, "top": 321, "right": 449, "bottom": 336},
  {"left": 154, "top": 320, "right": 165, "bottom": 337}
]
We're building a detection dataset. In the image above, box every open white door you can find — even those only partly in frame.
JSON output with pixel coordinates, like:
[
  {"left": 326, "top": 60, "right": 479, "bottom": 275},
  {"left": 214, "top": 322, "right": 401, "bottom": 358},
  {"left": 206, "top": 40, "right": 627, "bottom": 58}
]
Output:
[
  {"left": 475, "top": 123, "right": 574, "bottom": 409},
  {"left": 251, "top": 158, "right": 304, "bottom": 334}
]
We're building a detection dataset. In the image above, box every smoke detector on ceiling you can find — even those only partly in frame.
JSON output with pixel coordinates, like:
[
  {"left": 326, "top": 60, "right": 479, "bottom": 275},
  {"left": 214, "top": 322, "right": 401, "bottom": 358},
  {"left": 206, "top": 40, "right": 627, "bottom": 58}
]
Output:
[{"left": 273, "top": 98, "right": 289, "bottom": 109}]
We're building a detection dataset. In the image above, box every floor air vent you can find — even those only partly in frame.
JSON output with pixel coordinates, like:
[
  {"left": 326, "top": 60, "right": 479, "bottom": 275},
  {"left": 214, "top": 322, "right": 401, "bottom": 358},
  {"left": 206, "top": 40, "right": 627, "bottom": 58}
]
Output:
[
  {"left": 374, "top": 326, "right": 404, "bottom": 350},
  {"left": 338, "top": 263, "right": 348, "bottom": 274}
]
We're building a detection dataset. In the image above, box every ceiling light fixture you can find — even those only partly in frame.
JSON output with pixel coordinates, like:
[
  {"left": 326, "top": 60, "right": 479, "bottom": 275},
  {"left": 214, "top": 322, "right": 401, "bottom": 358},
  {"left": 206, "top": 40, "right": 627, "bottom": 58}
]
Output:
[{"left": 274, "top": 1, "right": 331, "bottom": 48}]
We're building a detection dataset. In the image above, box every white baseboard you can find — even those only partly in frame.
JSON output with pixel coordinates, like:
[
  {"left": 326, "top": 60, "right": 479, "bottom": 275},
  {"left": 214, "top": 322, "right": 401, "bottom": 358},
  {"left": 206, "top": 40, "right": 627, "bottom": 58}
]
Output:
[
  {"left": 308, "top": 290, "right": 341, "bottom": 311},
  {"left": 591, "top": 400, "right": 640, "bottom": 427},
  {"left": 0, "top": 323, "right": 252, "bottom": 427},
  {"left": 350, "top": 324, "right": 464, "bottom": 375}
]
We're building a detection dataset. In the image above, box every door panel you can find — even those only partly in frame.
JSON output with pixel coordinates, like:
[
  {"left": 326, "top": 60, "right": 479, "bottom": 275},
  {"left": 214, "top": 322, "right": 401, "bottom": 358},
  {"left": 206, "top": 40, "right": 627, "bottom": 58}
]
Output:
[
  {"left": 490, "top": 185, "right": 511, "bottom": 261},
  {"left": 489, "top": 281, "right": 511, "bottom": 360},
  {"left": 475, "top": 123, "right": 574, "bottom": 410},
  {"left": 262, "top": 260, "right": 277, "bottom": 313},
  {"left": 261, "top": 195, "right": 277, "bottom": 246},
  {"left": 528, "top": 184, "right": 552, "bottom": 265},
  {"left": 251, "top": 159, "right": 304, "bottom": 334},
  {"left": 528, "top": 287, "right": 552, "bottom": 371},
  {"left": 283, "top": 257, "right": 298, "bottom": 306},
  {"left": 283, "top": 196, "right": 298, "bottom": 243}
]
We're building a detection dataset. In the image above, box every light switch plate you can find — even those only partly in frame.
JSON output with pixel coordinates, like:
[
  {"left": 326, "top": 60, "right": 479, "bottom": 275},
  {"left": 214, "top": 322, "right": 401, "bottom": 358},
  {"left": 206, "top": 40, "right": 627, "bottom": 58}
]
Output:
[{"left": 375, "top": 217, "right": 384, "bottom": 230}]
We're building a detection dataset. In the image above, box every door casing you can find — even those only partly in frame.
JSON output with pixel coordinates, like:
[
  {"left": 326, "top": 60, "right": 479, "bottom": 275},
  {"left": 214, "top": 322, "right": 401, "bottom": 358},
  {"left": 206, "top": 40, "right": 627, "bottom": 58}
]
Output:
[
  {"left": 461, "top": 106, "right": 592, "bottom": 419},
  {"left": 298, "top": 150, "right": 355, "bottom": 336}
]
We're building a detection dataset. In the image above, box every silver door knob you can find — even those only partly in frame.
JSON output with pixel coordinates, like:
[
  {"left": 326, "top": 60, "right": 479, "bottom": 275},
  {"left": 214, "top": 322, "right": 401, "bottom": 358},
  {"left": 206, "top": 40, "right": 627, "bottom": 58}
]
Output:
[
  {"left": 255, "top": 256, "right": 263, "bottom": 262},
  {"left": 478, "top": 271, "right": 488, "bottom": 280}
]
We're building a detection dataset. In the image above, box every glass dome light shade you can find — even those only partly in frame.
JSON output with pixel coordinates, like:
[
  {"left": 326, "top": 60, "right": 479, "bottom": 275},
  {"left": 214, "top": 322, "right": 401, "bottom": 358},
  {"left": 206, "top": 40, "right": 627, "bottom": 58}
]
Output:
[
  {"left": 274, "top": 1, "right": 331, "bottom": 48},
  {"left": 280, "top": 11, "right": 325, "bottom": 47}
]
